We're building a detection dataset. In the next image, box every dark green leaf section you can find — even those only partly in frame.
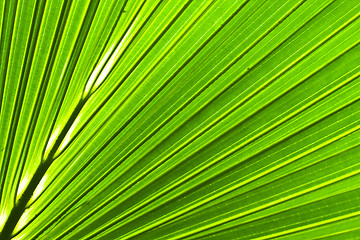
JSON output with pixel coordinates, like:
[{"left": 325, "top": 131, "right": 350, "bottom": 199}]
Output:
[{"left": 1, "top": 0, "right": 360, "bottom": 239}]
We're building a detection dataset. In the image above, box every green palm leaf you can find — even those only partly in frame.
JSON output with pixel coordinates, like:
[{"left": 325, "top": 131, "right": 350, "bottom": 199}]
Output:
[{"left": 1, "top": 0, "right": 360, "bottom": 239}]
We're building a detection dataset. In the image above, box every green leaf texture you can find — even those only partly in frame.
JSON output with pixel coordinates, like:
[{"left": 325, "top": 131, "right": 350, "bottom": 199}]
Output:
[{"left": 1, "top": 0, "right": 360, "bottom": 239}]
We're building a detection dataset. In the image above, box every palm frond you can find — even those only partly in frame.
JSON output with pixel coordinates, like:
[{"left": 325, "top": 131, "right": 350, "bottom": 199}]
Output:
[{"left": 1, "top": 0, "right": 360, "bottom": 239}]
